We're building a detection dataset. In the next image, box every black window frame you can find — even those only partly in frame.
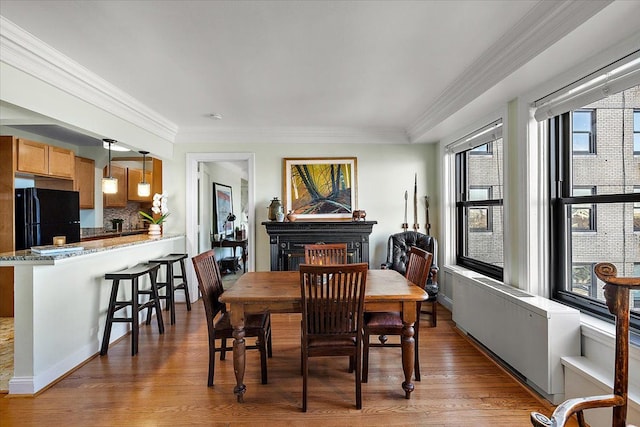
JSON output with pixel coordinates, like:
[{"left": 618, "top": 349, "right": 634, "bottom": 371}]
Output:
[
  {"left": 455, "top": 141, "right": 503, "bottom": 281},
  {"left": 549, "top": 112, "right": 640, "bottom": 331}
]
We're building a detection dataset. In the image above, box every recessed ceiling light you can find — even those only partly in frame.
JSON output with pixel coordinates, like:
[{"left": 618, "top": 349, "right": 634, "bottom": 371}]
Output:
[{"left": 208, "top": 113, "right": 223, "bottom": 120}]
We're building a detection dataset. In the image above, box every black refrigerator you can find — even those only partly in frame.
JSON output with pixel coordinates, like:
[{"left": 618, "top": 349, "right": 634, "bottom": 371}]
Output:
[{"left": 15, "top": 188, "right": 81, "bottom": 250}]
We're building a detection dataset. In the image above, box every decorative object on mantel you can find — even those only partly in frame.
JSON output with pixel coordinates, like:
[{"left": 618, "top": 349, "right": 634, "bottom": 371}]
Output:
[
  {"left": 352, "top": 210, "right": 366, "bottom": 221},
  {"left": 413, "top": 173, "right": 419, "bottom": 231},
  {"left": 283, "top": 157, "right": 357, "bottom": 220},
  {"left": 286, "top": 210, "right": 297, "bottom": 222},
  {"left": 268, "top": 197, "right": 283, "bottom": 221},
  {"left": 402, "top": 190, "right": 409, "bottom": 231},
  {"left": 139, "top": 193, "right": 169, "bottom": 236}
]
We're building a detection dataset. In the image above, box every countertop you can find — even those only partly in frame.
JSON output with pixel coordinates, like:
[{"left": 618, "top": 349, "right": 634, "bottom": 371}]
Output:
[{"left": 0, "top": 233, "right": 185, "bottom": 265}]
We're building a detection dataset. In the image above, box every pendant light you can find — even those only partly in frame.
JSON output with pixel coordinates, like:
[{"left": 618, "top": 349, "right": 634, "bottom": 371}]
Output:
[
  {"left": 137, "top": 150, "right": 151, "bottom": 197},
  {"left": 102, "top": 139, "right": 118, "bottom": 194}
]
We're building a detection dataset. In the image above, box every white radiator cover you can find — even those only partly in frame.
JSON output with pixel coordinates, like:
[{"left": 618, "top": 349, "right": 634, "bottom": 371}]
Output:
[{"left": 448, "top": 267, "right": 581, "bottom": 404}]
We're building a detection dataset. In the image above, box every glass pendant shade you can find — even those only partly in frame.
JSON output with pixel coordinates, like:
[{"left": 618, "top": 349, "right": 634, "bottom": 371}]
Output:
[
  {"left": 102, "top": 177, "right": 118, "bottom": 194},
  {"left": 137, "top": 150, "right": 150, "bottom": 197},
  {"left": 137, "top": 182, "right": 151, "bottom": 197},
  {"left": 102, "top": 138, "right": 118, "bottom": 194}
]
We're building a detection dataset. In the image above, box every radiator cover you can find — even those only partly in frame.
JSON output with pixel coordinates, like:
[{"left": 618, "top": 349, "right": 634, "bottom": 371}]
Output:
[{"left": 449, "top": 267, "right": 581, "bottom": 404}]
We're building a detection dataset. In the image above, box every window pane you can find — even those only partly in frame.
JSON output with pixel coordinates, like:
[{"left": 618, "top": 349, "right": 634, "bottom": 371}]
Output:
[
  {"left": 572, "top": 93, "right": 639, "bottom": 195},
  {"left": 467, "top": 138, "right": 503, "bottom": 200},
  {"left": 568, "top": 202, "right": 639, "bottom": 308},
  {"left": 468, "top": 206, "right": 489, "bottom": 231},
  {"left": 465, "top": 205, "right": 503, "bottom": 266},
  {"left": 571, "top": 264, "right": 594, "bottom": 297},
  {"left": 572, "top": 133, "right": 591, "bottom": 152},
  {"left": 573, "top": 110, "right": 592, "bottom": 131},
  {"left": 469, "top": 187, "right": 490, "bottom": 201}
]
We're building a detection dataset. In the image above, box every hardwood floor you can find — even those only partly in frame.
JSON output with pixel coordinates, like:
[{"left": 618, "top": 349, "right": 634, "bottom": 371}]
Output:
[{"left": 0, "top": 302, "right": 564, "bottom": 426}]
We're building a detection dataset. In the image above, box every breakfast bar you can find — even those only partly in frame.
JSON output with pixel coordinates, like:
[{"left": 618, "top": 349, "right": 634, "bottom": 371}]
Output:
[{"left": 0, "top": 233, "right": 187, "bottom": 395}]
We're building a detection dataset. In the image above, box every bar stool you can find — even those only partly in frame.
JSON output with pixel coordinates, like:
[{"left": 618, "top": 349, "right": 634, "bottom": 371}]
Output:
[
  {"left": 148, "top": 253, "right": 192, "bottom": 325},
  {"left": 101, "top": 262, "right": 164, "bottom": 356}
]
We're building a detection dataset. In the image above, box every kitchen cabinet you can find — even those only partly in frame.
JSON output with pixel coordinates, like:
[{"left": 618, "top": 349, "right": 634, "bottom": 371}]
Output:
[
  {"left": 127, "top": 168, "right": 153, "bottom": 202},
  {"left": 103, "top": 164, "right": 127, "bottom": 207},
  {"left": 16, "top": 138, "right": 75, "bottom": 179},
  {"left": 74, "top": 156, "right": 95, "bottom": 209}
]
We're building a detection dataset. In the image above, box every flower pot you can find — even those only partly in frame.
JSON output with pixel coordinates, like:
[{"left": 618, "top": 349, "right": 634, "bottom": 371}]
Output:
[{"left": 148, "top": 224, "right": 161, "bottom": 236}]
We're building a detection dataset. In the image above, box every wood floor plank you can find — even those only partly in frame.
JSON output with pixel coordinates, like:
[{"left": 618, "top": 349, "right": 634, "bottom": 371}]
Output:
[{"left": 0, "top": 303, "right": 569, "bottom": 426}]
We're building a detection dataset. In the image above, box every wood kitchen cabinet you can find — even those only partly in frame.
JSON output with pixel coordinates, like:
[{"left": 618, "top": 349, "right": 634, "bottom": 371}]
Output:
[
  {"left": 74, "top": 156, "right": 95, "bottom": 209},
  {"left": 16, "top": 138, "right": 75, "bottom": 179},
  {"left": 103, "top": 164, "right": 127, "bottom": 207}
]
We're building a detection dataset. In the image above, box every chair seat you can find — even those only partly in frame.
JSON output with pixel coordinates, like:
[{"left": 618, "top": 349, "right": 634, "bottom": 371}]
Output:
[
  {"left": 307, "top": 335, "right": 356, "bottom": 348},
  {"left": 214, "top": 312, "right": 270, "bottom": 338},
  {"left": 364, "top": 311, "right": 402, "bottom": 329}
]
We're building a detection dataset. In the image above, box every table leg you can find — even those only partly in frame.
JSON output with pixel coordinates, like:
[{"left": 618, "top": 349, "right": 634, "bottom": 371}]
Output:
[
  {"left": 401, "top": 301, "right": 417, "bottom": 399},
  {"left": 230, "top": 306, "right": 246, "bottom": 402}
]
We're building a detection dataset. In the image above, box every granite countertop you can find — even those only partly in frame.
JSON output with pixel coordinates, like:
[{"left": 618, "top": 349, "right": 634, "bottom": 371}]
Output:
[{"left": 0, "top": 233, "right": 185, "bottom": 264}]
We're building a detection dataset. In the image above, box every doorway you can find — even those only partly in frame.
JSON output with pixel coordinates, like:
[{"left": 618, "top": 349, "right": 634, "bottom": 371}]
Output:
[{"left": 185, "top": 153, "right": 255, "bottom": 290}]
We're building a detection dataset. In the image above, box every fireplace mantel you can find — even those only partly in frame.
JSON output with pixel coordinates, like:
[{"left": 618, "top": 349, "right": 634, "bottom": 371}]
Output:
[{"left": 262, "top": 220, "right": 377, "bottom": 271}]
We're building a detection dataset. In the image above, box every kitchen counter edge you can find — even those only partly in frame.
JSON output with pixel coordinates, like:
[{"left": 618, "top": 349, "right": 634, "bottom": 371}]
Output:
[{"left": 0, "top": 233, "right": 185, "bottom": 265}]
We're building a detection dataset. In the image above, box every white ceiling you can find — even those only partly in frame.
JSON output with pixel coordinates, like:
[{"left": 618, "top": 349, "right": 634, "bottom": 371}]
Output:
[{"left": 1, "top": 1, "right": 639, "bottom": 145}]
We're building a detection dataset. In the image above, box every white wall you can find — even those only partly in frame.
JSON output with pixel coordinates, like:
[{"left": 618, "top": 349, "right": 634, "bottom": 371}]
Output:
[{"left": 168, "top": 142, "right": 438, "bottom": 271}]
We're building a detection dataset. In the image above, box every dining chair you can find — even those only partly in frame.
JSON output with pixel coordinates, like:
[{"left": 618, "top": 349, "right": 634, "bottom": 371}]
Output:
[
  {"left": 362, "top": 246, "right": 433, "bottom": 383},
  {"left": 299, "top": 262, "right": 368, "bottom": 412},
  {"left": 530, "top": 262, "right": 640, "bottom": 427},
  {"left": 304, "top": 243, "right": 348, "bottom": 265},
  {"left": 192, "top": 249, "right": 272, "bottom": 386}
]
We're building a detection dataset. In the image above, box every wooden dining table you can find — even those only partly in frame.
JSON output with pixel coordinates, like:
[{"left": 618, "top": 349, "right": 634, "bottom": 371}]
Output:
[{"left": 219, "top": 269, "right": 428, "bottom": 402}]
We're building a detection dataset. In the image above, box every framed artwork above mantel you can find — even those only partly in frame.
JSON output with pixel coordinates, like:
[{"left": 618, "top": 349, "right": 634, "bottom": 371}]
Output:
[{"left": 283, "top": 157, "right": 357, "bottom": 220}]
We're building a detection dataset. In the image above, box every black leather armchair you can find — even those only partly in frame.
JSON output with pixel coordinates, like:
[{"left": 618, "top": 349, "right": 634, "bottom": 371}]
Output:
[{"left": 382, "top": 231, "right": 439, "bottom": 326}]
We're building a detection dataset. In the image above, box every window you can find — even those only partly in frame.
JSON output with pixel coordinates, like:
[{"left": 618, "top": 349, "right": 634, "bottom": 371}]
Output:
[
  {"left": 548, "top": 84, "right": 640, "bottom": 327},
  {"left": 634, "top": 110, "right": 640, "bottom": 154},
  {"left": 470, "top": 143, "right": 492, "bottom": 155},
  {"left": 468, "top": 187, "right": 492, "bottom": 231},
  {"left": 454, "top": 121, "right": 504, "bottom": 280},
  {"left": 571, "top": 186, "right": 596, "bottom": 231},
  {"left": 572, "top": 109, "right": 595, "bottom": 154},
  {"left": 571, "top": 263, "right": 596, "bottom": 298}
]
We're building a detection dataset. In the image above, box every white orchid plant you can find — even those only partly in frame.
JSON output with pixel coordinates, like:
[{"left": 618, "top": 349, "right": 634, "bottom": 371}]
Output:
[{"left": 139, "top": 193, "right": 170, "bottom": 225}]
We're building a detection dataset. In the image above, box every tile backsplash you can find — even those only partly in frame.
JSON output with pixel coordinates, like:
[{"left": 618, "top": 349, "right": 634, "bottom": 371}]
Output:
[{"left": 104, "top": 201, "right": 149, "bottom": 230}]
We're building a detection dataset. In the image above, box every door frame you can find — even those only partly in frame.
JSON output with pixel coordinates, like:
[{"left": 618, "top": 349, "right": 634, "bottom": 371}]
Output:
[{"left": 185, "top": 152, "right": 255, "bottom": 287}]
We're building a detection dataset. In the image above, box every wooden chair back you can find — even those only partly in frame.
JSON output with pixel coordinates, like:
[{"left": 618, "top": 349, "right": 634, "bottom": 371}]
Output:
[
  {"left": 405, "top": 246, "right": 433, "bottom": 294},
  {"left": 530, "top": 262, "right": 640, "bottom": 427},
  {"left": 304, "top": 243, "right": 348, "bottom": 265},
  {"left": 191, "top": 249, "right": 226, "bottom": 327},
  {"left": 300, "top": 262, "right": 368, "bottom": 339}
]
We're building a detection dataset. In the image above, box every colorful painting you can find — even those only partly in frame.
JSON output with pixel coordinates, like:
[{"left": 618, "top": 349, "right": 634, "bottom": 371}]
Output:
[
  {"left": 213, "top": 182, "right": 233, "bottom": 236},
  {"left": 283, "top": 157, "right": 357, "bottom": 219}
]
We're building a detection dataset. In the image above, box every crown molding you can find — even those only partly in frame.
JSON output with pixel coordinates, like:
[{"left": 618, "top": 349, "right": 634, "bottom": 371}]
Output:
[
  {"left": 175, "top": 126, "right": 410, "bottom": 145},
  {"left": 0, "top": 16, "right": 178, "bottom": 142},
  {"left": 407, "top": 0, "right": 613, "bottom": 143}
]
